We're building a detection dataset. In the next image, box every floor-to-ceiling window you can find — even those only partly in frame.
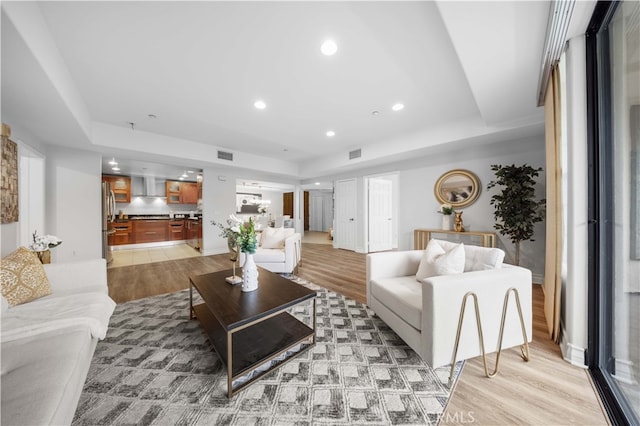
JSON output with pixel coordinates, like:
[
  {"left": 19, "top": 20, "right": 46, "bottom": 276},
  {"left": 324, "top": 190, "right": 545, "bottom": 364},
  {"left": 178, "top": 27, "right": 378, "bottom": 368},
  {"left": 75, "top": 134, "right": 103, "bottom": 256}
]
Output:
[{"left": 587, "top": 1, "right": 640, "bottom": 424}]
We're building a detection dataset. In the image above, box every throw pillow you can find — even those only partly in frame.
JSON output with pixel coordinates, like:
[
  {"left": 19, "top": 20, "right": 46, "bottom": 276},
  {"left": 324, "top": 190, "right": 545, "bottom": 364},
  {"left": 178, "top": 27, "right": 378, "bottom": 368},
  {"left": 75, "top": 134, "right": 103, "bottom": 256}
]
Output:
[
  {"left": 0, "top": 247, "right": 52, "bottom": 306},
  {"left": 261, "top": 227, "right": 286, "bottom": 249},
  {"left": 464, "top": 245, "right": 505, "bottom": 271},
  {"left": 416, "top": 239, "right": 465, "bottom": 281}
]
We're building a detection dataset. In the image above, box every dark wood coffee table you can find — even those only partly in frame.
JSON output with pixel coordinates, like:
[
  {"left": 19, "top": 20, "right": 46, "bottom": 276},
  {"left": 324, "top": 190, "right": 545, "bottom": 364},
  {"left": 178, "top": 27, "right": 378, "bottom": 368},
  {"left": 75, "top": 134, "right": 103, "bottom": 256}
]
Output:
[{"left": 189, "top": 268, "right": 316, "bottom": 397}]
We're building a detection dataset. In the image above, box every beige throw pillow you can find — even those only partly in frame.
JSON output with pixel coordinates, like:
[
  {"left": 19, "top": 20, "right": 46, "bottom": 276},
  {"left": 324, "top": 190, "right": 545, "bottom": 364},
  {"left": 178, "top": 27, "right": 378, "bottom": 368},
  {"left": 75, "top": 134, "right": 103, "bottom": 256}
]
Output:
[
  {"left": 416, "top": 239, "right": 465, "bottom": 281},
  {"left": 0, "top": 247, "right": 52, "bottom": 306}
]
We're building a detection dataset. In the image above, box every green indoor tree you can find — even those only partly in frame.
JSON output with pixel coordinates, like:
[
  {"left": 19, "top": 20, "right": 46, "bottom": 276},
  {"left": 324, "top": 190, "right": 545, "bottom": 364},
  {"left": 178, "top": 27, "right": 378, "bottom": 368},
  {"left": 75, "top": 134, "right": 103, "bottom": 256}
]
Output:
[{"left": 487, "top": 164, "right": 546, "bottom": 265}]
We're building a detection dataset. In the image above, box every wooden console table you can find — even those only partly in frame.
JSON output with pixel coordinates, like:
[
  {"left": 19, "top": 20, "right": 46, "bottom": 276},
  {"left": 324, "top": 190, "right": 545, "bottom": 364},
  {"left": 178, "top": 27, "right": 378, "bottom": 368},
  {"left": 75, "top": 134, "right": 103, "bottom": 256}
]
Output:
[{"left": 414, "top": 229, "right": 497, "bottom": 249}]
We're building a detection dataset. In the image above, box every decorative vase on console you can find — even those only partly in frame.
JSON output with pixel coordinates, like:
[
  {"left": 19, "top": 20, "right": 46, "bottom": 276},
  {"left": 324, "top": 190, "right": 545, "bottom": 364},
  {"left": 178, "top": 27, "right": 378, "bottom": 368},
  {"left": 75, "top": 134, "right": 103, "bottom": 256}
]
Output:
[{"left": 438, "top": 204, "right": 454, "bottom": 230}]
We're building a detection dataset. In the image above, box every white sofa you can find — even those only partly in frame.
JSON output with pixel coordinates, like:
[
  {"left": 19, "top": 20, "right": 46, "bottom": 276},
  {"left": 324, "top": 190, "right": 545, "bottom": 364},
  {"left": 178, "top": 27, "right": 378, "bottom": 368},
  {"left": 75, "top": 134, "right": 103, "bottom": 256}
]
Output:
[
  {"left": 1, "top": 258, "right": 115, "bottom": 425},
  {"left": 240, "top": 227, "right": 301, "bottom": 274},
  {"left": 366, "top": 241, "right": 532, "bottom": 369}
]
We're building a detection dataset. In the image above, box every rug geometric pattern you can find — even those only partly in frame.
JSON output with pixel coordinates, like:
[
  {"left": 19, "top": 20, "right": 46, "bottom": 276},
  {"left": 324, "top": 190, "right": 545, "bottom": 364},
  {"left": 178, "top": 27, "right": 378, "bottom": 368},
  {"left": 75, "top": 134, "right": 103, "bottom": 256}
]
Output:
[{"left": 73, "top": 276, "right": 462, "bottom": 426}]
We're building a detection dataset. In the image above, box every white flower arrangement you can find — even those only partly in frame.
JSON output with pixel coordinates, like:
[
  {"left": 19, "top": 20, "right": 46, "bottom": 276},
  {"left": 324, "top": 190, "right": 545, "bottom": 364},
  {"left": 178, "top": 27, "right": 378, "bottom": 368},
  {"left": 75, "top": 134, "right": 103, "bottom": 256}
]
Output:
[{"left": 29, "top": 231, "right": 62, "bottom": 252}]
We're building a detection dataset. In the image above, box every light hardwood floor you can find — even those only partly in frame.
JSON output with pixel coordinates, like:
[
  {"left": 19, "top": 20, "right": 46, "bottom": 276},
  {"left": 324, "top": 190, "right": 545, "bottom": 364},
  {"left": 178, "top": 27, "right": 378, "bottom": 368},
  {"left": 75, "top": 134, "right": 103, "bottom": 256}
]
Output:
[{"left": 107, "top": 243, "right": 609, "bottom": 425}]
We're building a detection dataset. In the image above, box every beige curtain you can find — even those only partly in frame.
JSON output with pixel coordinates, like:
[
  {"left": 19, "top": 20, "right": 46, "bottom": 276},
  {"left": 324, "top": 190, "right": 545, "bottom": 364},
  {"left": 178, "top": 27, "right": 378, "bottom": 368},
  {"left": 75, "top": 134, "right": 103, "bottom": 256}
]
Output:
[{"left": 543, "top": 66, "right": 563, "bottom": 343}]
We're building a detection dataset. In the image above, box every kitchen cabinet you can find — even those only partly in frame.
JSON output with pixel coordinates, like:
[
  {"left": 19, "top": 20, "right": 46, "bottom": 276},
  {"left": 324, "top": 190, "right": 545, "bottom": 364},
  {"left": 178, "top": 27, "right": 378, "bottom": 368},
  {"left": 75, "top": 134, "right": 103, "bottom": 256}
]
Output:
[
  {"left": 103, "top": 175, "right": 131, "bottom": 203},
  {"left": 185, "top": 218, "right": 202, "bottom": 251},
  {"left": 165, "top": 180, "right": 198, "bottom": 204},
  {"left": 168, "top": 220, "right": 184, "bottom": 240},
  {"left": 133, "top": 220, "right": 168, "bottom": 243},
  {"left": 108, "top": 221, "right": 132, "bottom": 245}
]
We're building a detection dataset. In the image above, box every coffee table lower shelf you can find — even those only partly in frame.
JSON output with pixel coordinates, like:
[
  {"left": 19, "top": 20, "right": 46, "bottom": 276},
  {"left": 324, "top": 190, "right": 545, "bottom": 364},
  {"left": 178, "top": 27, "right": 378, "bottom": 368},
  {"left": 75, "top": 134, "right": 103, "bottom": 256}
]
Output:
[{"left": 192, "top": 302, "right": 315, "bottom": 397}]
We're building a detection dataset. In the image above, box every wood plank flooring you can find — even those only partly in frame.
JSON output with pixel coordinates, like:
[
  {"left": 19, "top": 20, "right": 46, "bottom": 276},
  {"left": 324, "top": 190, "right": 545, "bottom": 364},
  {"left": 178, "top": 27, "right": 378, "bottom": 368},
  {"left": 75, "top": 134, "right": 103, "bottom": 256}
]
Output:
[{"left": 107, "top": 243, "right": 609, "bottom": 425}]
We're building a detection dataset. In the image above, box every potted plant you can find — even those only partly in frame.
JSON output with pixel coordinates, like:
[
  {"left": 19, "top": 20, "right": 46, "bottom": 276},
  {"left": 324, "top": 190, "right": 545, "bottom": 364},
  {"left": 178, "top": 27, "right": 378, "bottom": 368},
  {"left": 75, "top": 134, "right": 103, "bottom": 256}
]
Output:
[{"left": 487, "top": 164, "right": 546, "bottom": 265}]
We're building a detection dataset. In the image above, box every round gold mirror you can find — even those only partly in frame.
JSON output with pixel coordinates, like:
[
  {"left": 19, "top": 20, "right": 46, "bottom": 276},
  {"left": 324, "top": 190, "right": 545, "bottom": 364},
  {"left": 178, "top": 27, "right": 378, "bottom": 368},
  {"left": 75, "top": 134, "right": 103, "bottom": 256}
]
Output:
[{"left": 434, "top": 169, "right": 481, "bottom": 208}]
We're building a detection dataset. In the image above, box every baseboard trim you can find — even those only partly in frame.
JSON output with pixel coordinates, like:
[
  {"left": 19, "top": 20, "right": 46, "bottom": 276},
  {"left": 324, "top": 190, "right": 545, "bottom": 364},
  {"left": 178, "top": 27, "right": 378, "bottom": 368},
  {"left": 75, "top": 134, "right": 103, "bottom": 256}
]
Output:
[
  {"left": 559, "top": 326, "right": 587, "bottom": 368},
  {"left": 612, "top": 359, "right": 638, "bottom": 385},
  {"left": 202, "top": 247, "right": 229, "bottom": 256}
]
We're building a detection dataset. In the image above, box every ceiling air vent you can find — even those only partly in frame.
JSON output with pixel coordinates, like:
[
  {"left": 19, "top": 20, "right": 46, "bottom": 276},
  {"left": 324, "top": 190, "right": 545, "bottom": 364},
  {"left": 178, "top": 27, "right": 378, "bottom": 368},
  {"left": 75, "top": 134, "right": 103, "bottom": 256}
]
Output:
[
  {"left": 349, "top": 149, "right": 362, "bottom": 160},
  {"left": 217, "top": 150, "right": 233, "bottom": 161}
]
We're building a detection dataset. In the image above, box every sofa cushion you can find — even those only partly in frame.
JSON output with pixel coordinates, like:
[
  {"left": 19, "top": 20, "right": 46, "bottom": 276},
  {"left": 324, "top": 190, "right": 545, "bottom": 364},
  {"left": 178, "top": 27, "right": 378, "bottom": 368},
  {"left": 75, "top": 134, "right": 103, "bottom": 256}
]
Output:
[
  {"left": 0, "top": 247, "right": 52, "bottom": 307},
  {"left": 261, "top": 227, "right": 295, "bottom": 249},
  {"left": 253, "top": 248, "right": 286, "bottom": 263},
  {"left": 416, "top": 239, "right": 465, "bottom": 281},
  {"left": 370, "top": 276, "right": 422, "bottom": 330},
  {"left": 434, "top": 239, "right": 505, "bottom": 271}
]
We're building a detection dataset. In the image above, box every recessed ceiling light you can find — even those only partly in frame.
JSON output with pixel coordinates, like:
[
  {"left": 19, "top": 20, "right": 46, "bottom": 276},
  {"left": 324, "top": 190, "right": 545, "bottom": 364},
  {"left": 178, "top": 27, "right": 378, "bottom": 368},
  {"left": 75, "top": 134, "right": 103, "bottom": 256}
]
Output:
[
  {"left": 108, "top": 158, "right": 117, "bottom": 165},
  {"left": 315, "top": 182, "right": 321, "bottom": 186},
  {"left": 326, "top": 130, "right": 336, "bottom": 137},
  {"left": 392, "top": 103, "right": 405, "bottom": 111},
  {"left": 254, "top": 100, "right": 267, "bottom": 110},
  {"left": 148, "top": 114, "right": 157, "bottom": 119},
  {"left": 372, "top": 111, "right": 380, "bottom": 116},
  {"left": 112, "top": 166, "right": 120, "bottom": 171},
  {"left": 187, "top": 170, "right": 194, "bottom": 174},
  {"left": 321, "top": 39, "right": 338, "bottom": 56}
]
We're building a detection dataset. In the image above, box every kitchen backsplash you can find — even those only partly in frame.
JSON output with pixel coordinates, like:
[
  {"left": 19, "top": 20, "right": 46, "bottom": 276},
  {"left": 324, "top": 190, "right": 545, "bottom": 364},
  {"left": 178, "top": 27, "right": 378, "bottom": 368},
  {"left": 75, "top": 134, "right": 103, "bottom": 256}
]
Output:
[{"left": 116, "top": 198, "right": 198, "bottom": 215}]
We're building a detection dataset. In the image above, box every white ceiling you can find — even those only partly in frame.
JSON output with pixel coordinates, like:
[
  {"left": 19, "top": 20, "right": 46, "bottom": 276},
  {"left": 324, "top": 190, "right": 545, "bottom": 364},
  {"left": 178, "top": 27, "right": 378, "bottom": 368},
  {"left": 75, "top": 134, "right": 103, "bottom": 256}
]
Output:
[{"left": 2, "top": 1, "right": 567, "bottom": 184}]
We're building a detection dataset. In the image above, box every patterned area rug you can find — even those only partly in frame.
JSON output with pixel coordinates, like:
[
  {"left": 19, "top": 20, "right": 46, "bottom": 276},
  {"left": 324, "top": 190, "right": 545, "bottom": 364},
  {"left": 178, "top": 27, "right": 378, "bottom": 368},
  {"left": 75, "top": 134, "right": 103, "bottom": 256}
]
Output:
[{"left": 73, "top": 276, "right": 463, "bottom": 425}]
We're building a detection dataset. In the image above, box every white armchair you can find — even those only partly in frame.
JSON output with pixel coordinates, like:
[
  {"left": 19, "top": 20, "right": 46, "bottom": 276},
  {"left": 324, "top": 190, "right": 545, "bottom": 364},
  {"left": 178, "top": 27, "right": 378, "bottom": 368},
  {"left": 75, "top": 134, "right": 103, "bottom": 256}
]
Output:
[
  {"left": 366, "top": 242, "right": 532, "bottom": 370},
  {"left": 240, "top": 228, "right": 301, "bottom": 274}
]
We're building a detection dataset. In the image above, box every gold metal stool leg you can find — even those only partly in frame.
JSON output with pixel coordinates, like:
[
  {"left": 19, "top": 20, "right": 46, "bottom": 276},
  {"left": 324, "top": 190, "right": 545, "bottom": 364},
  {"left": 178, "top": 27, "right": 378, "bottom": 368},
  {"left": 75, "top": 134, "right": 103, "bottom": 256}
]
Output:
[{"left": 448, "top": 287, "right": 530, "bottom": 384}]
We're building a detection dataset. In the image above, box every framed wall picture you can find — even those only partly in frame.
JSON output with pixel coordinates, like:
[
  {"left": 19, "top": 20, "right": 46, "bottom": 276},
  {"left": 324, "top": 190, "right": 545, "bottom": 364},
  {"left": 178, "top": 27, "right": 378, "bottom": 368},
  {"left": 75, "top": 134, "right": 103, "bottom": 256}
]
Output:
[
  {"left": 434, "top": 169, "right": 481, "bottom": 208},
  {"left": 1, "top": 124, "right": 18, "bottom": 224}
]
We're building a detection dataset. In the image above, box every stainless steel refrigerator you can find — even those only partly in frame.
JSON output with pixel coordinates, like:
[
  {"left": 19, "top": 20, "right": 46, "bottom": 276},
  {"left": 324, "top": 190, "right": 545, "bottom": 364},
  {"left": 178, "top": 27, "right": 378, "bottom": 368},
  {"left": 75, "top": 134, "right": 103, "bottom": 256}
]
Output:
[{"left": 101, "top": 181, "right": 116, "bottom": 264}]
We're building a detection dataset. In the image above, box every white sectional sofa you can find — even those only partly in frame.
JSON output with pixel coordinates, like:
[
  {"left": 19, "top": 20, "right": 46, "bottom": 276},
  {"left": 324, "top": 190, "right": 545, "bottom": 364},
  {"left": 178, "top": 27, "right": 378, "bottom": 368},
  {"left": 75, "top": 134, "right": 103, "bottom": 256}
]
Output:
[
  {"left": 1, "top": 258, "right": 115, "bottom": 425},
  {"left": 366, "top": 240, "right": 532, "bottom": 369}
]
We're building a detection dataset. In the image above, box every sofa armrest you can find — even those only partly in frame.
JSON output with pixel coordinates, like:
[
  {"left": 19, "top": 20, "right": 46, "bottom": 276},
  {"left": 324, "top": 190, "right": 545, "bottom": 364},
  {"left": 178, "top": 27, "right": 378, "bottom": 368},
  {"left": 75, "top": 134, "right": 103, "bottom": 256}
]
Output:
[
  {"left": 284, "top": 233, "right": 301, "bottom": 270},
  {"left": 43, "top": 259, "right": 108, "bottom": 294},
  {"left": 421, "top": 264, "right": 532, "bottom": 368}
]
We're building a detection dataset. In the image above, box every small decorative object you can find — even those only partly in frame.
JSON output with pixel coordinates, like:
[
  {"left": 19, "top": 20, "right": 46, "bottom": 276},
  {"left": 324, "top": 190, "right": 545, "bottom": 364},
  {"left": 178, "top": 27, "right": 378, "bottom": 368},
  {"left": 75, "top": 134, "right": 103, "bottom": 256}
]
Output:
[
  {"left": 437, "top": 204, "right": 454, "bottom": 230},
  {"left": 211, "top": 215, "right": 258, "bottom": 291},
  {"left": 487, "top": 164, "right": 546, "bottom": 265},
  {"left": 454, "top": 211, "right": 465, "bottom": 232},
  {"left": 29, "top": 230, "right": 62, "bottom": 264}
]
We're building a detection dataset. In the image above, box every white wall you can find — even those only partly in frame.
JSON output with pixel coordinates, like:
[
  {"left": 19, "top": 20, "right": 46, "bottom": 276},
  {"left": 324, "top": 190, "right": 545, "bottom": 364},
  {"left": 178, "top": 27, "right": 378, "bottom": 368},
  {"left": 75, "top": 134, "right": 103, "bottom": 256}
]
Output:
[
  {"left": 398, "top": 139, "right": 546, "bottom": 280},
  {"left": 45, "top": 146, "right": 102, "bottom": 262},
  {"left": 201, "top": 169, "right": 238, "bottom": 256},
  {"left": 560, "top": 35, "right": 590, "bottom": 366}
]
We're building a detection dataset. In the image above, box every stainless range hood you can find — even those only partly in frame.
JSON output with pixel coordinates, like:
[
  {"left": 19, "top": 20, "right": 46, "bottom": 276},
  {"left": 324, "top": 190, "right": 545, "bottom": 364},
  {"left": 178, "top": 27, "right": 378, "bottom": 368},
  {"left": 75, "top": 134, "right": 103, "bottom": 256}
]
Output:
[{"left": 132, "top": 176, "right": 166, "bottom": 197}]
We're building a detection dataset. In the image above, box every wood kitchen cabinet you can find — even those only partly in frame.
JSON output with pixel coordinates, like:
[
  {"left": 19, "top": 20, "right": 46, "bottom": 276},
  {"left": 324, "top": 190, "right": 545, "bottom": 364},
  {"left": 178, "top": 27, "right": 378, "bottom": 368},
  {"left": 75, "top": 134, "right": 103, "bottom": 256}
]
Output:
[
  {"left": 133, "top": 220, "right": 168, "bottom": 243},
  {"left": 103, "top": 175, "right": 131, "bottom": 203},
  {"left": 168, "top": 220, "right": 184, "bottom": 240},
  {"left": 108, "top": 221, "right": 132, "bottom": 245},
  {"left": 166, "top": 180, "right": 198, "bottom": 204}
]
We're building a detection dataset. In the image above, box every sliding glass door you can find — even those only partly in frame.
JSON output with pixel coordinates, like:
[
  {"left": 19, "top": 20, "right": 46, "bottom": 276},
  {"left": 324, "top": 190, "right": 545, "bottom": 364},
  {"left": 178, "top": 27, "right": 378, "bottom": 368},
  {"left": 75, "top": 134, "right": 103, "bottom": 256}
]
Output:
[{"left": 587, "top": 1, "right": 640, "bottom": 424}]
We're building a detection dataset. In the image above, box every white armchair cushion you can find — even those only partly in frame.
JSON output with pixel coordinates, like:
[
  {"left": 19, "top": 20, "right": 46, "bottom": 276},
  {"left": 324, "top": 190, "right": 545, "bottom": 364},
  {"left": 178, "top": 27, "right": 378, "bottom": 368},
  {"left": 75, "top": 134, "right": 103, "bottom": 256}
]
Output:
[
  {"left": 252, "top": 248, "right": 286, "bottom": 263},
  {"left": 416, "top": 240, "right": 465, "bottom": 281},
  {"left": 370, "top": 276, "right": 422, "bottom": 330},
  {"left": 433, "top": 239, "right": 505, "bottom": 272}
]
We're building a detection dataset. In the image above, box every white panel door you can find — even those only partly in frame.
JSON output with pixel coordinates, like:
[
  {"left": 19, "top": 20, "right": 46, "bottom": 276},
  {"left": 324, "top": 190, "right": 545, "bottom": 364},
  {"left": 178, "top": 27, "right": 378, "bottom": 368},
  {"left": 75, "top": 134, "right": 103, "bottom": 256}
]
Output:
[
  {"left": 335, "top": 179, "right": 357, "bottom": 251},
  {"left": 309, "top": 196, "right": 323, "bottom": 231},
  {"left": 368, "top": 178, "right": 393, "bottom": 252}
]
